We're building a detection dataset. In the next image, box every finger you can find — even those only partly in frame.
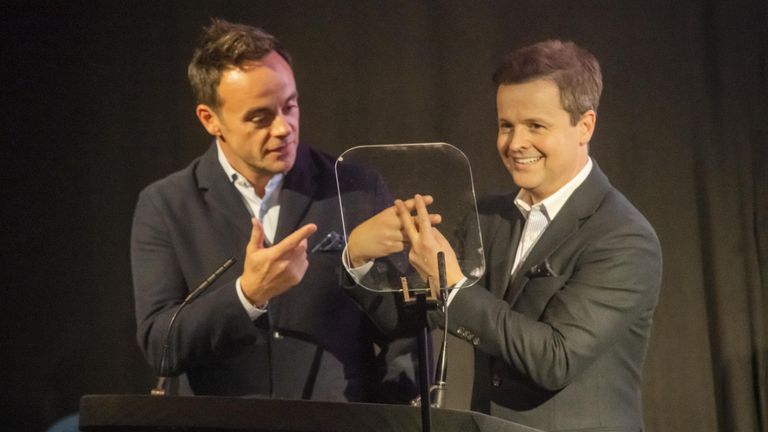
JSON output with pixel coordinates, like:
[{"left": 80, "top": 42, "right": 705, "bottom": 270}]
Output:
[
  {"left": 400, "top": 194, "right": 434, "bottom": 211},
  {"left": 248, "top": 218, "right": 265, "bottom": 251},
  {"left": 395, "top": 199, "right": 419, "bottom": 240},
  {"left": 279, "top": 238, "right": 309, "bottom": 261},
  {"left": 410, "top": 214, "right": 442, "bottom": 227},
  {"left": 295, "top": 238, "right": 308, "bottom": 254},
  {"left": 414, "top": 194, "right": 433, "bottom": 237},
  {"left": 273, "top": 223, "right": 317, "bottom": 255}
]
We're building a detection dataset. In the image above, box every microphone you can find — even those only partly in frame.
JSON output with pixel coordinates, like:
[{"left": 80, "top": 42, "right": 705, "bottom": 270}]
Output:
[
  {"left": 431, "top": 252, "right": 448, "bottom": 408},
  {"left": 151, "top": 257, "right": 236, "bottom": 396}
]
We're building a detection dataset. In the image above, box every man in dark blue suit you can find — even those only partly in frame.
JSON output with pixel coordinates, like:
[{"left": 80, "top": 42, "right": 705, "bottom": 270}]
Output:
[
  {"left": 131, "top": 19, "right": 415, "bottom": 402},
  {"left": 348, "top": 40, "right": 662, "bottom": 431}
]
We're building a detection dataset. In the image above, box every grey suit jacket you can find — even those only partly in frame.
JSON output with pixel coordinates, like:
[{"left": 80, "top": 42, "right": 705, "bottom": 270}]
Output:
[
  {"left": 131, "top": 143, "right": 415, "bottom": 402},
  {"left": 446, "top": 162, "right": 662, "bottom": 431}
]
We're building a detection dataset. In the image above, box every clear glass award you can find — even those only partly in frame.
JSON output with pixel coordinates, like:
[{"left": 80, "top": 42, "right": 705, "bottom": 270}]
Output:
[{"left": 335, "top": 143, "right": 485, "bottom": 293}]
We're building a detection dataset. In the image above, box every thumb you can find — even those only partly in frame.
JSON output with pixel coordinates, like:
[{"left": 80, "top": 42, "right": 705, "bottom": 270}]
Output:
[{"left": 248, "top": 218, "right": 265, "bottom": 251}]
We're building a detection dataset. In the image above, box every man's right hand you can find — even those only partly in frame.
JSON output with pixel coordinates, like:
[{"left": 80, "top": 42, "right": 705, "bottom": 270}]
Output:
[{"left": 240, "top": 218, "right": 317, "bottom": 307}]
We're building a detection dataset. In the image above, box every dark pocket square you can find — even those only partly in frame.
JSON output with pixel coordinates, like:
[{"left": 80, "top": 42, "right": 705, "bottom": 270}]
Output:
[
  {"left": 311, "top": 231, "right": 345, "bottom": 253},
  {"left": 527, "top": 259, "right": 557, "bottom": 278}
]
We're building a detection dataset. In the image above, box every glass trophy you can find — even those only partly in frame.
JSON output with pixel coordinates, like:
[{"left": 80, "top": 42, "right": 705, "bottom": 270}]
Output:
[
  {"left": 335, "top": 142, "right": 485, "bottom": 294},
  {"left": 335, "top": 143, "right": 485, "bottom": 427}
]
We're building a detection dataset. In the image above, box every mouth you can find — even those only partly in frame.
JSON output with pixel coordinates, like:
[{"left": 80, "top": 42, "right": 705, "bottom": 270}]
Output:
[
  {"left": 265, "top": 144, "right": 290, "bottom": 154},
  {"left": 512, "top": 156, "right": 543, "bottom": 166}
]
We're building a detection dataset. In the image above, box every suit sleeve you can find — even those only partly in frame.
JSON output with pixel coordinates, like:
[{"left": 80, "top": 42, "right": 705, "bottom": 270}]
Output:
[
  {"left": 131, "top": 187, "right": 259, "bottom": 376},
  {"left": 446, "top": 217, "right": 662, "bottom": 391}
]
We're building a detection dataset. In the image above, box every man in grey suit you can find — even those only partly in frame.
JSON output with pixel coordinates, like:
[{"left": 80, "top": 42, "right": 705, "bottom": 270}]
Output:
[
  {"left": 348, "top": 40, "right": 662, "bottom": 431},
  {"left": 132, "top": 19, "right": 415, "bottom": 402}
]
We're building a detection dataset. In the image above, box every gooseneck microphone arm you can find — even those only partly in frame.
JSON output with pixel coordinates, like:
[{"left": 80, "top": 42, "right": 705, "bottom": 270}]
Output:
[{"left": 151, "top": 257, "right": 236, "bottom": 396}]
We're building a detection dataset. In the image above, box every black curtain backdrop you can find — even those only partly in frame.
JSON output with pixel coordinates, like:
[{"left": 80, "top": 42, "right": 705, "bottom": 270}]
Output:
[{"left": 2, "top": 2, "right": 766, "bottom": 431}]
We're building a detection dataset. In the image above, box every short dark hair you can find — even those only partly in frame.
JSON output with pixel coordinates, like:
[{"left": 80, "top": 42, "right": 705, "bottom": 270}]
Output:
[
  {"left": 188, "top": 19, "right": 292, "bottom": 110},
  {"left": 493, "top": 40, "right": 602, "bottom": 125}
]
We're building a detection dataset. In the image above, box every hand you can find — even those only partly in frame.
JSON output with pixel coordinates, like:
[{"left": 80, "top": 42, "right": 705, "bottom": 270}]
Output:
[
  {"left": 395, "top": 194, "right": 464, "bottom": 286},
  {"left": 240, "top": 219, "right": 317, "bottom": 306},
  {"left": 347, "top": 195, "right": 442, "bottom": 267}
]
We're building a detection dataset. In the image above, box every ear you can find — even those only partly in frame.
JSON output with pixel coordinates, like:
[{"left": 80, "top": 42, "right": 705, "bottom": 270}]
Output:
[
  {"left": 578, "top": 110, "right": 597, "bottom": 146},
  {"left": 195, "top": 104, "right": 221, "bottom": 137}
]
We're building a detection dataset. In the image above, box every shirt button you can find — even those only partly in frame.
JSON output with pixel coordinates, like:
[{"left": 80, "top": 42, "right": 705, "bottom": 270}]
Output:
[
  {"left": 492, "top": 374, "right": 502, "bottom": 387},
  {"left": 273, "top": 331, "right": 283, "bottom": 340}
]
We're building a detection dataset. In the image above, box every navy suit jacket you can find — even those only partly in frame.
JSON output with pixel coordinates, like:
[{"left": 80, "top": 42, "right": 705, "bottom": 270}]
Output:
[
  {"left": 131, "top": 143, "right": 415, "bottom": 402},
  {"left": 445, "top": 162, "right": 662, "bottom": 431}
]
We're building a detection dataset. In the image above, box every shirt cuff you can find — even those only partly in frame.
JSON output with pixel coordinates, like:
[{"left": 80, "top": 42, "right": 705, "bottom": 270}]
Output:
[
  {"left": 446, "top": 276, "right": 468, "bottom": 306},
  {"left": 341, "top": 245, "right": 374, "bottom": 284},
  {"left": 236, "top": 276, "right": 268, "bottom": 320}
]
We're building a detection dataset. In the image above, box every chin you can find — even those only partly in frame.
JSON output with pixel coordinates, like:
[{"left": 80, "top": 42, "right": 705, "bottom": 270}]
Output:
[
  {"left": 273, "top": 160, "right": 295, "bottom": 174},
  {"left": 511, "top": 171, "right": 534, "bottom": 187}
]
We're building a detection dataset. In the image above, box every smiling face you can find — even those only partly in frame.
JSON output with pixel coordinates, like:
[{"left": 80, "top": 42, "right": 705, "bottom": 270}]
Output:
[
  {"left": 496, "top": 78, "right": 595, "bottom": 204},
  {"left": 196, "top": 51, "right": 299, "bottom": 194}
]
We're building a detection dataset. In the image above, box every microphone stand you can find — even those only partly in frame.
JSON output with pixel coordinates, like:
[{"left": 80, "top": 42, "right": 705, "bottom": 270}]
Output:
[{"left": 151, "top": 257, "right": 236, "bottom": 396}]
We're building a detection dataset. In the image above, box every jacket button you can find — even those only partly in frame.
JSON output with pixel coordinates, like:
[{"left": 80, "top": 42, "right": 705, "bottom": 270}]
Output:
[
  {"left": 472, "top": 337, "right": 480, "bottom": 346},
  {"left": 492, "top": 374, "right": 502, "bottom": 387},
  {"left": 273, "top": 331, "right": 283, "bottom": 340},
  {"left": 456, "top": 327, "right": 466, "bottom": 337}
]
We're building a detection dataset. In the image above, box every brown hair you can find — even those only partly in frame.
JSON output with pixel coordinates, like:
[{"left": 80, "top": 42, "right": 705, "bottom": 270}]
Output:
[
  {"left": 188, "top": 19, "right": 292, "bottom": 110},
  {"left": 493, "top": 40, "right": 602, "bottom": 125}
]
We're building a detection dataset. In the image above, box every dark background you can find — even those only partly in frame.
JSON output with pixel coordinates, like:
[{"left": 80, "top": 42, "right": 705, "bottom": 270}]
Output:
[{"left": 2, "top": 1, "right": 766, "bottom": 431}]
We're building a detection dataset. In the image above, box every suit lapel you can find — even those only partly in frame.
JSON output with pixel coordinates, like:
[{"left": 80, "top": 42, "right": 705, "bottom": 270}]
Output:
[
  {"left": 504, "top": 210, "right": 580, "bottom": 304},
  {"left": 488, "top": 205, "right": 524, "bottom": 299},
  {"left": 195, "top": 143, "right": 252, "bottom": 258},
  {"left": 275, "top": 143, "right": 317, "bottom": 242},
  {"left": 503, "top": 162, "right": 613, "bottom": 305}
]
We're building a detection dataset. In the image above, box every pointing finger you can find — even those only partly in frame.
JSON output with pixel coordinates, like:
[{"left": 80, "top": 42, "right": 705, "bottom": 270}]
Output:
[{"left": 273, "top": 223, "right": 318, "bottom": 255}]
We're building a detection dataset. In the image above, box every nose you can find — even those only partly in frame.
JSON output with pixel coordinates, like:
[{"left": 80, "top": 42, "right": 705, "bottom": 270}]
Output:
[
  {"left": 508, "top": 130, "right": 529, "bottom": 152},
  {"left": 270, "top": 113, "right": 290, "bottom": 138},
  {"left": 498, "top": 129, "right": 527, "bottom": 156}
]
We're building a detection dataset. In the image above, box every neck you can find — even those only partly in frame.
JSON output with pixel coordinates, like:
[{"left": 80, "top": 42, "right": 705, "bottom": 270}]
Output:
[
  {"left": 244, "top": 171, "right": 272, "bottom": 198},
  {"left": 217, "top": 140, "right": 273, "bottom": 197}
]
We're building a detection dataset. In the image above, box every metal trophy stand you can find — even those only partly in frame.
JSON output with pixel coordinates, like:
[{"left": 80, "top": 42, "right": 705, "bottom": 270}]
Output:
[
  {"left": 335, "top": 143, "right": 485, "bottom": 432},
  {"left": 401, "top": 252, "right": 447, "bottom": 432}
]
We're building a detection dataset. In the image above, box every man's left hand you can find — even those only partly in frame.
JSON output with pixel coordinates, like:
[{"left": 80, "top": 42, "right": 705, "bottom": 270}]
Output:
[{"left": 394, "top": 194, "right": 464, "bottom": 286}]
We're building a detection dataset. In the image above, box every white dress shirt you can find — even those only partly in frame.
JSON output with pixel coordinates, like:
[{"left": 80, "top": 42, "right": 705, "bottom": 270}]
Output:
[
  {"left": 447, "top": 158, "right": 593, "bottom": 304},
  {"left": 217, "top": 141, "right": 284, "bottom": 319},
  {"left": 509, "top": 157, "right": 593, "bottom": 279}
]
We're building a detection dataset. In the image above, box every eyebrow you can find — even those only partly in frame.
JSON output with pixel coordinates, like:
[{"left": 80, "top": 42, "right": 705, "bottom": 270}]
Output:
[
  {"left": 523, "top": 117, "right": 551, "bottom": 125},
  {"left": 498, "top": 116, "right": 551, "bottom": 124},
  {"left": 241, "top": 92, "right": 299, "bottom": 121}
]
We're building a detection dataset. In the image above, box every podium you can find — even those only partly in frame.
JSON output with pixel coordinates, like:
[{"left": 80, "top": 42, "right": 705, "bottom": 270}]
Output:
[{"left": 79, "top": 395, "right": 542, "bottom": 432}]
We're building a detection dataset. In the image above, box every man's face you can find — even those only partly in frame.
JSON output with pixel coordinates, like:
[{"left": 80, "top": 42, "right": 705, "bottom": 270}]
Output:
[
  {"left": 197, "top": 51, "right": 299, "bottom": 187},
  {"left": 496, "top": 79, "right": 595, "bottom": 203}
]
